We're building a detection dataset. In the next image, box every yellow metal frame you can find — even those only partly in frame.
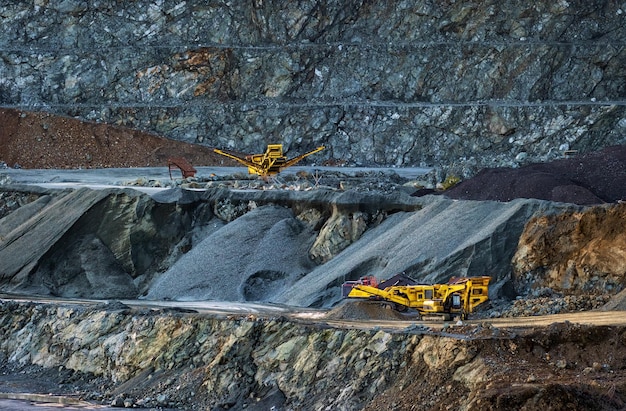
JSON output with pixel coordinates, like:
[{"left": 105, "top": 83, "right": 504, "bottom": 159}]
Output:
[
  {"left": 214, "top": 144, "right": 325, "bottom": 177},
  {"left": 347, "top": 276, "right": 491, "bottom": 318}
]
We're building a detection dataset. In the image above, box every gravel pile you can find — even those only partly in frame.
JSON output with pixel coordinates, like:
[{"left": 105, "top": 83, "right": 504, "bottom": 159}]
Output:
[
  {"left": 501, "top": 295, "right": 611, "bottom": 317},
  {"left": 324, "top": 300, "right": 412, "bottom": 321},
  {"left": 144, "top": 204, "right": 317, "bottom": 301},
  {"left": 0, "top": 108, "right": 227, "bottom": 169},
  {"left": 443, "top": 145, "right": 626, "bottom": 205}
]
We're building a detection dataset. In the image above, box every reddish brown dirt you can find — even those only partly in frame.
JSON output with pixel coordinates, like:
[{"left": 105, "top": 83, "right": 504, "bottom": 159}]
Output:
[
  {"left": 3, "top": 108, "right": 626, "bottom": 208},
  {"left": 0, "top": 108, "right": 234, "bottom": 169}
]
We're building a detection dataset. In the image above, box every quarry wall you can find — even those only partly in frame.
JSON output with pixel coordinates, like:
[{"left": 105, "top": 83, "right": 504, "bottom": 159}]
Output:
[
  {"left": 1, "top": 300, "right": 624, "bottom": 410},
  {"left": 1, "top": 1, "right": 625, "bottom": 176},
  {"left": 0, "top": 300, "right": 462, "bottom": 410}
]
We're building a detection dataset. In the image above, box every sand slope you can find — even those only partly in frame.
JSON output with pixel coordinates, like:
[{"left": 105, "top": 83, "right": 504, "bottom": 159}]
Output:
[{"left": 144, "top": 204, "right": 317, "bottom": 301}]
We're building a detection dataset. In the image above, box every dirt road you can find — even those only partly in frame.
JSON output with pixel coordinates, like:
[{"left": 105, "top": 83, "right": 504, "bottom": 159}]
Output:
[{"left": 3, "top": 294, "right": 625, "bottom": 333}]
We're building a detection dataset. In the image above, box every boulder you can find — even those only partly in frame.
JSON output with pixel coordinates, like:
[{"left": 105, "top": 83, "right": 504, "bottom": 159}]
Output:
[{"left": 513, "top": 202, "right": 626, "bottom": 295}]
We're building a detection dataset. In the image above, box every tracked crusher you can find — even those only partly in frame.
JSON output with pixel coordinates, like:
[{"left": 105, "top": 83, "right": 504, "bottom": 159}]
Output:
[{"left": 342, "top": 274, "right": 491, "bottom": 321}]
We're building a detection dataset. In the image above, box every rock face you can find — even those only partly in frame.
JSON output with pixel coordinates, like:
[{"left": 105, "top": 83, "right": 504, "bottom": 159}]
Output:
[
  {"left": 309, "top": 209, "right": 370, "bottom": 264},
  {"left": 0, "top": 188, "right": 112, "bottom": 291},
  {"left": 513, "top": 202, "right": 626, "bottom": 295},
  {"left": 0, "top": 300, "right": 623, "bottom": 410},
  {"left": 0, "top": 183, "right": 578, "bottom": 305},
  {"left": 1, "top": 1, "right": 625, "bottom": 174},
  {"left": 0, "top": 186, "right": 192, "bottom": 298}
]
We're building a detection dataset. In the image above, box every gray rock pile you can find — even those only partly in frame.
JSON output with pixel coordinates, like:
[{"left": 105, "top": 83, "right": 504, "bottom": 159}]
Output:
[
  {"left": 502, "top": 295, "right": 611, "bottom": 317},
  {"left": 1, "top": 182, "right": 573, "bottom": 307},
  {"left": 144, "top": 204, "right": 317, "bottom": 302}
]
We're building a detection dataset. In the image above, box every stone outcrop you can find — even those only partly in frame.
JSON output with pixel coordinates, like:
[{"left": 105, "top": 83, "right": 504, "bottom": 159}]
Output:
[
  {"left": 0, "top": 300, "right": 623, "bottom": 410},
  {"left": 512, "top": 202, "right": 626, "bottom": 295},
  {"left": 1, "top": 1, "right": 625, "bottom": 174},
  {"left": 309, "top": 209, "right": 370, "bottom": 264}
]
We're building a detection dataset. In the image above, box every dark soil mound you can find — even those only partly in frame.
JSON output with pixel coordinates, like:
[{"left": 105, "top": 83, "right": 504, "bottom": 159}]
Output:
[{"left": 442, "top": 145, "right": 626, "bottom": 205}]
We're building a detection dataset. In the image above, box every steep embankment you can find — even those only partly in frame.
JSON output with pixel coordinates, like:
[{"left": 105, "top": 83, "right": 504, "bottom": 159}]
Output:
[
  {"left": 0, "top": 184, "right": 580, "bottom": 306},
  {"left": 0, "top": 188, "right": 113, "bottom": 290},
  {"left": 0, "top": 300, "right": 624, "bottom": 410},
  {"left": 1, "top": 1, "right": 624, "bottom": 173},
  {"left": 0, "top": 186, "right": 191, "bottom": 298}
]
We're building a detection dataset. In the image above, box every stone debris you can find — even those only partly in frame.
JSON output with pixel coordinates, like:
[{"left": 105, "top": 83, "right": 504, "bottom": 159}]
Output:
[{"left": 502, "top": 295, "right": 612, "bottom": 317}]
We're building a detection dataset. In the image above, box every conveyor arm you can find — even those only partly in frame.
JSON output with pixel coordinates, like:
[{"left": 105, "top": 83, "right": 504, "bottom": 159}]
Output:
[
  {"left": 213, "top": 148, "right": 266, "bottom": 175},
  {"left": 282, "top": 146, "right": 325, "bottom": 168}
]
